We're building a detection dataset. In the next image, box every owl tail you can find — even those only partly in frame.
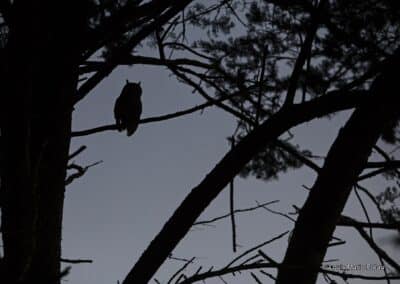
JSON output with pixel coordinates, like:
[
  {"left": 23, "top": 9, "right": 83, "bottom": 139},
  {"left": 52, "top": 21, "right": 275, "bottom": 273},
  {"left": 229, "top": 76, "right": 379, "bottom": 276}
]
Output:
[{"left": 126, "top": 124, "right": 139, "bottom": 137}]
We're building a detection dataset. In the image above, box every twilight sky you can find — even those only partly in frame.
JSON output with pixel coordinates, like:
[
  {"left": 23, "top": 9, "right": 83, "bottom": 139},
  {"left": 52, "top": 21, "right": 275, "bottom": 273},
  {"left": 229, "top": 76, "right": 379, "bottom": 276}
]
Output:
[{"left": 62, "top": 52, "right": 400, "bottom": 284}]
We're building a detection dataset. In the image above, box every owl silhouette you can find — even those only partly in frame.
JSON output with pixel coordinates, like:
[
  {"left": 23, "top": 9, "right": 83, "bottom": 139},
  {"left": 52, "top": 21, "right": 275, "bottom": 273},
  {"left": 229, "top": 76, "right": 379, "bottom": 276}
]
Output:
[{"left": 114, "top": 80, "right": 143, "bottom": 136}]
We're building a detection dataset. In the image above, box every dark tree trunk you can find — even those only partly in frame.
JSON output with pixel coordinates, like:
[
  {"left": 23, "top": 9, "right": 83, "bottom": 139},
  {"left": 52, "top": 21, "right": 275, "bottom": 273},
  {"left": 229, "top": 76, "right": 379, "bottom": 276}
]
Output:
[
  {"left": 1, "top": 1, "right": 86, "bottom": 283},
  {"left": 122, "top": 90, "right": 363, "bottom": 284},
  {"left": 276, "top": 49, "right": 400, "bottom": 284}
]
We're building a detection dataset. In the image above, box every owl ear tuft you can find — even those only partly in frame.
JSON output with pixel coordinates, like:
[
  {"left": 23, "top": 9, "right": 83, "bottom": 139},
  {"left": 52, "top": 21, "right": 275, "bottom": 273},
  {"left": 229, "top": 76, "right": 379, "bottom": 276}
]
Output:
[
  {"left": 137, "top": 81, "right": 141, "bottom": 86},
  {"left": 126, "top": 79, "right": 130, "bottom": 84}
]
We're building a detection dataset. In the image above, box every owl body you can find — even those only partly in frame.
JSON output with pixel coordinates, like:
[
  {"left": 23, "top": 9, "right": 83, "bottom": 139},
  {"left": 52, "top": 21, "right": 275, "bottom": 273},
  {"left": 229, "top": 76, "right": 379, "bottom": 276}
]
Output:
[{"left": 114, "top": 81, "right": 142, "bottom": 136}]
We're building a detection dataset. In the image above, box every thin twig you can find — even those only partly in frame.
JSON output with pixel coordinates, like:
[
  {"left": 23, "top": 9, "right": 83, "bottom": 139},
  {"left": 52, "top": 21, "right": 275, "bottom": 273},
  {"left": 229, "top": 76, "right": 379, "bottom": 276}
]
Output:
[
  {"left": 167, "top": 257, "right": 195, "bottom": 284},
  {"left": 65, "top": 161, "right": 103, "bottom": 185},
  {"left": 68, "top": 145, "right": 87, "bottom": 160},
  {"left": 258, "top": 202, "right": 296, "bottom": 223},
  {"left": 355, "top": 225, "right": 400, "bottom": 273},
  {"left": 194, "top": 200, "right": 279, "bottom": 226},
  {"left": 225, "top": 231, "right": 289, "bottom": 268},
  {"left": 229, "top": 136, "right": 237, "bottom": 253},
  {"left": 61, "top": 258, "right": 93, "bottom": 264}
]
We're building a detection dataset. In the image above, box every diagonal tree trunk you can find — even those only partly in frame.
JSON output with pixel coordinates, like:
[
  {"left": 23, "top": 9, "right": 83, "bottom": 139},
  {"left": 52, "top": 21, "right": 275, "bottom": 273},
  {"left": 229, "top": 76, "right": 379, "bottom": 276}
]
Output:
[
  {"left": 122, "top": 89, "right": 364, "bottom": 284},
  {"left": 276, "top": 49, "right": 400, "bottom": 284},
  {"left": 1, "top": 1, "right": 86, "bottom": 283}
]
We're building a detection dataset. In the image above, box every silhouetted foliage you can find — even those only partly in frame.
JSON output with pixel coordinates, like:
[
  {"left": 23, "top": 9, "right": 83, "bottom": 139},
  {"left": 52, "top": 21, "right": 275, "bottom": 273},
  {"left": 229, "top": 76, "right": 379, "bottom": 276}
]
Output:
[
  {"left": 149, "top": 0, "right": 400, "bottom": 180},
  {"left": 2, "top": 1, "right": 400, "bottom": 284},
  {"left": 377, "top": 186, "right": 400, "bottom": 227}
]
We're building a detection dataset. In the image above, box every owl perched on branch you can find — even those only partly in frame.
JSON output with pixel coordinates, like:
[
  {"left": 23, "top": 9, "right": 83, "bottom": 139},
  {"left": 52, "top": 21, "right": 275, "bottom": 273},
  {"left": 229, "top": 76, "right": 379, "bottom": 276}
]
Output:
[{"left": 114, "top": 80, "right": 143, "bottom": 136}]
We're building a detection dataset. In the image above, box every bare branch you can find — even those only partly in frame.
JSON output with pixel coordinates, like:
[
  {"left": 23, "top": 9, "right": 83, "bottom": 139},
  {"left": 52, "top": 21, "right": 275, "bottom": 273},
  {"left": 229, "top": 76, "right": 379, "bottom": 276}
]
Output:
[
  {"left": 365, "top": 160, "right": 400, "bottom": 169},
  {"left": 83, "top": 1, "right": 194, "bottom": 60},
  {"left": 167, "top": 257, "right": 195, "bottom": 284},
  {"left": 61, "top": 258, "right": 93, "bottom": 264},
  {"left": 355, "top": 223, "right": 400, "bottom": 273},
  {"left": 283, "top": 0, "right": 328, "bottom": 107},
  {"left": 194, "top": 200, "right": 279, "bottom": 226},
  {"left": 225, "top": 231, "right": 289, "bottom": 269},
  {"left": 80, "top": 55, "right": 213, "bottom": 74},
  {"left": 68, "top": 145, "right": 87, "bottom": 160},
  {"left": 250, "top": 272, "right": 263, "bottom": 284},
  {"left": 163, "top": 42, "right": 215, "bottom": 61},
  {"left": 258, "top": 202, "right": 296, "bottom": 223},
  {"left": 229, "top": 137, "right": 237, "bottom": 253},
  {"left": 277, "top": 49, "right": 400, "bottom": 284},
  {"left": 121, "top": 89, "right": 364, "bottom": 284},
  {"left": 178, "top": 261, "right": 400, "bottom": 284},
  {"left": 65, "top": 161, "right": 103, "bottom": 186},
  {"left": 71, "top": 91, "right": 241, "bottom": 138},
  {"left": 75, "top": 1, "right": 193, "bottom": 105},
  {"left": 338, "top": 216, "right": 400, "bottom": 231}
]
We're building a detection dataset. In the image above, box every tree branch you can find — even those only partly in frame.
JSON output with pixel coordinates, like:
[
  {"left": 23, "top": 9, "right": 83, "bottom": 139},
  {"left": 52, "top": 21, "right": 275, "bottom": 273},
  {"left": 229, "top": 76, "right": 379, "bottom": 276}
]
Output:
[
  {"left": 177, "top": 261, "right": 400, "bottom": 284},
  {"left": 194, "top": 200, "right": 279, "bottom": 226},
  {"left": 353, "top": 221, "right": 400, "bottom": 272},
  {"left": 121, "top": 89, "right": 364, "bottom": 284},
  {"left": 283, "top": 0, "right": 328, "bottom": 107},
  {"left": 276, "top": 48, "right": 400, "bottom": 284},
  {"left": 82, "top": 1, "right": 193, "bottom": 60},
  {"left": 68, "top": 145, "right": 87, "bottom": 160},
  {"left": 60, "top": 258, "right": 93, "bottom": 264},
  {"left": 75, "top": 0, "right": 193, "bottom": 105},
  {"left": 71, "top": 90, "right": 241, "bottom": 137},
  {"left": 65, "top": 161, "right": 103, "bottom": 186},
  {"left": 80, "top": 55, "right": 213, "bottom": 74}
]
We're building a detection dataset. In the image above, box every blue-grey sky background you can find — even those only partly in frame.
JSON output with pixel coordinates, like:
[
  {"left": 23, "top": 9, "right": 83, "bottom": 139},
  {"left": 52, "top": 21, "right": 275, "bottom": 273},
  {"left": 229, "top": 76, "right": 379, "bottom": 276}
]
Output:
[
  {"left": 62, "top": 53, "right": 400, "bottom": 284},
  {"left": 0, "top": 2, "right": 397, "bottom": 284}
]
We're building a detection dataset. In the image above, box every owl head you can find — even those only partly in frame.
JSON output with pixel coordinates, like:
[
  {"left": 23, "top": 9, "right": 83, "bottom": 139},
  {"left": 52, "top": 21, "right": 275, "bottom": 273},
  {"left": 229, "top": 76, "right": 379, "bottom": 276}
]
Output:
[{"left": 125, "top": 80, "right": 142, "bottom": 96}]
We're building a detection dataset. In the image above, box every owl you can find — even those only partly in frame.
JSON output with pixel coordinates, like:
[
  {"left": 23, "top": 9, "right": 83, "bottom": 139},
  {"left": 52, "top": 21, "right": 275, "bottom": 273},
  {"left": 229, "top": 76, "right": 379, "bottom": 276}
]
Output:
[{"left": 114, "top": 80, "right": 143, "bottom": 136}]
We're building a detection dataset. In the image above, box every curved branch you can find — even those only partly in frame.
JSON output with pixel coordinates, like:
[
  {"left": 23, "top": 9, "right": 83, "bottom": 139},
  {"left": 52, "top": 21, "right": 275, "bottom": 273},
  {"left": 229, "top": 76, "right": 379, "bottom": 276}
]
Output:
[
  {"left": 276, "top": 49, "right": 400, "bottom": 284},
  {"left": 121, "top": 89, "right": 365, "bottom": 284},
  {"left": 75, "top": 0, "right": 193, "bottom": 105},
  {"left": 79, "top": 55, "right": 213, "bottom": 74}
]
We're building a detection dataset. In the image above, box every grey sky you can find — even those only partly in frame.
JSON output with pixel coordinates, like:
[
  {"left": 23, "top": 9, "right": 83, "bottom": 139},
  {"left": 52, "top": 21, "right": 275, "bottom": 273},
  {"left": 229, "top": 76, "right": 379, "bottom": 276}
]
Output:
[{"left": 62, "top": 57, "right": 400, "bottom": 284}]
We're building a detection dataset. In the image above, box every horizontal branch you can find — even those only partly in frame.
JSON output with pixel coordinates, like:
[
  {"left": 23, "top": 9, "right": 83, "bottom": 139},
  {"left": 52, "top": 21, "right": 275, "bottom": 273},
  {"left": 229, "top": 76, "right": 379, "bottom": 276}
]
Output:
[
  {"left": 194, "top": 200, "right": 279, "bottom": 226},
  {"left": 338, "top": 215, "right": 400, "bottom": 230},
  {"left": 365, "top": 160, "right": 400, "bottom": 168},
  {"left": 80, "top": 55, "right": 212, "bottom": 74},
  {"left": 71, "top": 90, "right": 240, "bottom": 137},
  {"left": 163, "top": 42, "right": 215, "bottom": 61},
  {"left": 60, "top": 258, "right": 93, "bottom": 264}
]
